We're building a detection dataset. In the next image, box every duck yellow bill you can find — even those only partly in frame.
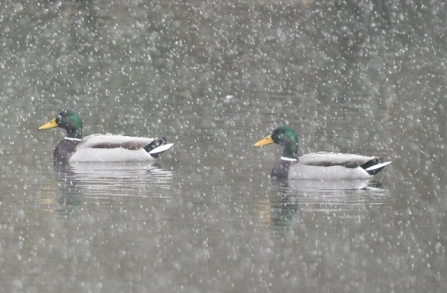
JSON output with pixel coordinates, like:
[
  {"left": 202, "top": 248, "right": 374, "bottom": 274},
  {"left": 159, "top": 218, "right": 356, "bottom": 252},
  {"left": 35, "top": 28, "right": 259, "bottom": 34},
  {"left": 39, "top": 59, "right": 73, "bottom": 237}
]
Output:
[
  {"left": 254, "top": 135, "right": 274, "bottom": 147},
  {"left": 38, "top": 118, "right": 58, "bottom": 130}
]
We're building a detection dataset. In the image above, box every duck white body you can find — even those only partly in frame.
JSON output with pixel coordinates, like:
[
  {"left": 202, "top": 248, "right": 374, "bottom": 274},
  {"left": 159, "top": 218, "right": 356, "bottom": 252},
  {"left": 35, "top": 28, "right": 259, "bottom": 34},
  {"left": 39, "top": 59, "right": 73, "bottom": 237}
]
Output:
[
  {"left": 67, "top": 134, "right": 174, "bottom": 163},
  {"left": 290, "top": 164, "right": 371, "bottom": 180},
  {"left": 288, "top": 153, "right": 391, "bottom": 180}
]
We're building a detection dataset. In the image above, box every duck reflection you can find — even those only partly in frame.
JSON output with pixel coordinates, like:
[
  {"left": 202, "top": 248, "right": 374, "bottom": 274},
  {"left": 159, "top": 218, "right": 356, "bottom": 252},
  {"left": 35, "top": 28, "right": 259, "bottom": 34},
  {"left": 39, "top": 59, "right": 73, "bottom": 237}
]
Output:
[
  {"left": 40, "top": 162, "right": 173, "bottom": 214},
  {"left": 255, "top": 195, "right": 299, "bottom": 229},
  {"left": 254, "top": 179, "right": 390, "bottom": 230}
]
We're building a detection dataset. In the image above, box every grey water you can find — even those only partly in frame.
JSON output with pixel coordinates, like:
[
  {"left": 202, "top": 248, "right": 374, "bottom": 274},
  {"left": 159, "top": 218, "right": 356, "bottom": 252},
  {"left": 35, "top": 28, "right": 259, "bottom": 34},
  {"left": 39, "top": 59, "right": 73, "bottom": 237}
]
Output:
[{"left": 1, "top": 1, "right": 447, "bottom": 292}]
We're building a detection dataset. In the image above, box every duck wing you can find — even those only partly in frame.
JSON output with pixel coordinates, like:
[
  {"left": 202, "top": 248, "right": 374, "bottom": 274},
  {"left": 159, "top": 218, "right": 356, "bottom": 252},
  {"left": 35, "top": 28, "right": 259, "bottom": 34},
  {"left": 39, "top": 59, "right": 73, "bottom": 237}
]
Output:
[
  {"left": 77, "top": 134, "right": 154, "bottom": 150},
  {"left": 298, "top": 152, "right": 376, "bottom": 168}
]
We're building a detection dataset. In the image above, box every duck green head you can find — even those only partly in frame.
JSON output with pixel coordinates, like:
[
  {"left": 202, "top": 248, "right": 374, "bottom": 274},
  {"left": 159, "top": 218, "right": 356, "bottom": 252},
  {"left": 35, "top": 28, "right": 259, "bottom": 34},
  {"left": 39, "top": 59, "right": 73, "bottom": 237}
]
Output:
[
  {"left": 39, "top": 109, "right": 83, "bottom": 139},
  {"left": 254, "top": 126, "right": 298, "bottom": 159}
]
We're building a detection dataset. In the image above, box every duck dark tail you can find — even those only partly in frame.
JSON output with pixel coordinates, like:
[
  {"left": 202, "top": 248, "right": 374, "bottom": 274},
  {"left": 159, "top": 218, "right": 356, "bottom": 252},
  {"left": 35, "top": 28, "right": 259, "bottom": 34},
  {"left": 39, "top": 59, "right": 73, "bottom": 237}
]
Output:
[
  {"left": 144, "top": 137, "right": 172, "bottom": 158},
  {"left": 361, "top": 158, "right": 392, "bottom": 175}
]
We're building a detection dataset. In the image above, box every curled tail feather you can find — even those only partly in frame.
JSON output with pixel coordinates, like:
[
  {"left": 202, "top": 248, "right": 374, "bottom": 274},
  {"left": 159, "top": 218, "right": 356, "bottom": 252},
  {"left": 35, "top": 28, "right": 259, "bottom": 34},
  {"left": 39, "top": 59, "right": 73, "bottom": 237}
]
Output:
[
  {"left": 361, "top": 158, "right": 392, "bottom": 175},
  {"left": 144, "top": 137, "right": 170, "bottom": 158}
]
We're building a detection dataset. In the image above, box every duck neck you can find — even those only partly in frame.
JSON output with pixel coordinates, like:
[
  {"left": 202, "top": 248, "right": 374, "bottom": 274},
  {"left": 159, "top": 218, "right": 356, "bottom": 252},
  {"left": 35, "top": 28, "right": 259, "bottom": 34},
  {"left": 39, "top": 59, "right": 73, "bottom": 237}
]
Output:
[
  {"left": 282, "top": 143, "right": 298, "bottom": 160},
  {"left": 66, "top": 128, "right": 83, "bottom": 139},
  {"left": 274, "top": 144, "right": 298, "bottom": 181}
]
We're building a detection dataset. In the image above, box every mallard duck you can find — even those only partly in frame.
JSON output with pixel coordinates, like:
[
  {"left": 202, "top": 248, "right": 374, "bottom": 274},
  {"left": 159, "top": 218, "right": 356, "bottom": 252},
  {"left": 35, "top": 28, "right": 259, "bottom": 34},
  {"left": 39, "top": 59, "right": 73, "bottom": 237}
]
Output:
[
  {"left": 254, "top": 126, "right": 391, "bottom": 180},
  {"left": 39, "top": 109, "right": 173, "bottom": 164}
]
